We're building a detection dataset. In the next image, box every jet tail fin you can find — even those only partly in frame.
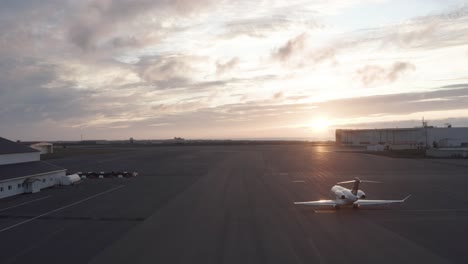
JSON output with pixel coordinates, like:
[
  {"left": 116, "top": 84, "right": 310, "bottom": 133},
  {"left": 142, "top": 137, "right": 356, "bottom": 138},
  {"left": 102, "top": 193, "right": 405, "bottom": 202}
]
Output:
[{"left": 402, "top": 194, "right": 412, "bottom": 201}]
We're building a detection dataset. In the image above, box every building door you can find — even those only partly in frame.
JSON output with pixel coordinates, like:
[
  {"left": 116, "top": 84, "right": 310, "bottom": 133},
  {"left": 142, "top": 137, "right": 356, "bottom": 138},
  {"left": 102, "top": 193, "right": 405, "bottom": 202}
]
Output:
[
  {"left": 31, "top": 181, "right": 40, "bottom": 193},
  {"left": 24, "top": 179, "right": 41, "bottom": 193}
]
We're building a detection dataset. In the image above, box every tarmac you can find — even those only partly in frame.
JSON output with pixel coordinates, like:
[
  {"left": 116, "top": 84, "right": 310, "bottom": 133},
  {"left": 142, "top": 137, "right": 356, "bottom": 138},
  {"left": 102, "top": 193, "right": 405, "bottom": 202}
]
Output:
[{"left": 0, "top": 145, "right": 468, "bottom": 263}]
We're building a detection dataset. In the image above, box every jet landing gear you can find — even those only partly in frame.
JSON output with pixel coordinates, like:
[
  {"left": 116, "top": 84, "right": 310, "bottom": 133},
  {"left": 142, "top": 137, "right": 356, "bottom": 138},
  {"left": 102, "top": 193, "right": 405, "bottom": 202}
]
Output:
[{"left": 333, "top": 204, "right": 359, "bottom": 210}]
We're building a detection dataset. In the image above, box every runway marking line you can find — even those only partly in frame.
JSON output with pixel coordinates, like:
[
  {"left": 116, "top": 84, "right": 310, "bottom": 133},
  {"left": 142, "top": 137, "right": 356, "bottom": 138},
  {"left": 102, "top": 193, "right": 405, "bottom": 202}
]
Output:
[
  {"left": 292, "top": 180, "right": 305, "bottom": 183},
  {"left": 0, "top": 185, "right": 125, "bottom": 233},
  {"left": 0, "top": 195, "right": 51, "bottom": 212}
]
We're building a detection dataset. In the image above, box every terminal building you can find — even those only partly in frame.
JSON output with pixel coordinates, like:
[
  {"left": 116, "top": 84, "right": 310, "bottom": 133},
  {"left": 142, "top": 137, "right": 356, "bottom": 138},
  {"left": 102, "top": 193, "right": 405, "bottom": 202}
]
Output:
[
  {"left": 0, "top": 137, "right": 66, "bottom": 199},
  {"left": 336, "top": 126, "right": 468, "bottom": 150}
]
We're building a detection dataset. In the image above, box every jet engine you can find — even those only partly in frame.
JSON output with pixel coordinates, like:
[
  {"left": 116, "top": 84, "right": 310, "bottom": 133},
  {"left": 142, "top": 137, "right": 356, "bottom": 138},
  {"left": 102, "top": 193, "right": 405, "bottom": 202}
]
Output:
[
  {"left": 357, "top": 190, "right": 366, "bottom": 199},
  {"left": 335, "top": 191, "right": 346, "bottom": 199}
]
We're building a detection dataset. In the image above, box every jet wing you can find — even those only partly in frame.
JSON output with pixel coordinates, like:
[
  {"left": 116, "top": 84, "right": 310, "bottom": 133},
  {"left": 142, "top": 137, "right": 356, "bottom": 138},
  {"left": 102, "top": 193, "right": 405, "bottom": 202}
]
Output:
[
  {"left": 354, "top": 195, "right": 411, "bottom": 206},
  {"left": 294, "top": 200, "right": 337, "bottom": 206}
]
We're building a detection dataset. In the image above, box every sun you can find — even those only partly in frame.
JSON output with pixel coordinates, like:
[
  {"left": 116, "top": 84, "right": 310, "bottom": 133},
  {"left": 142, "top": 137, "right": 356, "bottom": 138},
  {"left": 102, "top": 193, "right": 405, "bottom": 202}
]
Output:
[{"left": 311, "top": 117, "right": 331, "bottom": 132}]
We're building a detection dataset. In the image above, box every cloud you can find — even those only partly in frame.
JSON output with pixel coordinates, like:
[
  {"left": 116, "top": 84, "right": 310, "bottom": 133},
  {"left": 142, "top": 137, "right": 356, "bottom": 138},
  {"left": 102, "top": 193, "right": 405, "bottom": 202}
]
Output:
[
  {"left": 136, "top": 59, "right": 229, "bottom": 90},
  {"left": 0, "top": 58, "right": 99, "bottom": 125},
  {"left": 356, "top": 61, "right": 415, "bottom": 86},
  {"left": 287, "top": 95, "right": 309, "bottom": 101},
  {"left": 356, "top": 6, "right": 468, "bottom": 50},
  {"left": 0, "top": 1, "right": 69, "bottom": 57},
  {"left": 149, "top": 122, "right": 172, "bottom": 127},
  {"left": 356, "top": 65, "right": 385, "bottom": 85},
  {"left": 441, "top": 83, "right": 468, "bottom": 89},
  {"left": 387, "top": 62, "right": 416, "bottom": 81},
  {"left": 143, "top": 85, "right": 468, "bottom": 138},
  {"left": 272, "top": 33, "right": 308, "bottom": 61},
  {"left": 134, "top": 55, "right": 199, "bottom": 89},
  {"left": 269, "top": 6, "right": 468, "bottom": 69},
  {"left": 315, "top": 86, "right": 468, "bottom": 118},
  {"left": 216, "top": 57, "right": 239, "bottom": 75},
  {"left": 230, "top": 93, "right": 249, "bottom": 102},
  {"left": 67, "top": 0, "right": 158, "bottom": 51},
  {"left": 382, "top": 22, "right": 438, "bottom": 48},
  {"left": 222, "top": 15, "right": 321, "bottom": 38},
  {"left": 272, "top": 35, "right": 343, "bottom": 67},
  {"left": 0, "top": 0, "right": 216, "bottom": 59},
  {"left": 2, "top": 55, "right": 467, "bottom": 140},
  {"left": 310, "top": 47, "right": 337, "bottom": 64},
  {"left": 131, "top": 54, "right": 277, "bottom": 91},
  {"left": 1, "top": 1, "right": 468, "bottom": 141},
  {"left": 67, "top": 0, "right": 215, "bottom": 51},
  {"left": 223, "top": 17, "right": 289, "bottom": 38},
  {"left": 273, "top": 91, "right": 283, "bottom": 100},
  {"left": 214, "top": 85, "right": 468, "bottom": 124}
]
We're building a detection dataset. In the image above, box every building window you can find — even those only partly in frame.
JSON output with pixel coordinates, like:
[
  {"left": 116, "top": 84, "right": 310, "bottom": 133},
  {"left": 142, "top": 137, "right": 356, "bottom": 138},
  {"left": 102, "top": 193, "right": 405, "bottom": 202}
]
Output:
[
  {"left": 8, "top": 185, "right": 12, "bottom": 190},
  {"left": 42, "top": 179, "right": 46, "bottom": 183},
  {"left": 17, "top": 183, "right": 21, "bottom": 188},
  {"left": 0, "top": 187, "right": 3, "bottom": 192}
]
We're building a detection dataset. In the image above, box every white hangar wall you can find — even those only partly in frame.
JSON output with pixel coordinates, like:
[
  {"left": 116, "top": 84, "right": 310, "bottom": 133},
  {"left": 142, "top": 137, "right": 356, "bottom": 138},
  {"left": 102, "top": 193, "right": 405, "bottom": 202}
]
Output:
[
  {"left": 0, "top": 152, "right": 40, "bottom": 166},
  {"left": 336, "top": 127, "right": 468, "bottom": 149},
  {"left": 0, "top": 170, "right": 65, "bottom": 199},
  {"left": 427, "top": 128, "right": 468, "bottom": 146}
]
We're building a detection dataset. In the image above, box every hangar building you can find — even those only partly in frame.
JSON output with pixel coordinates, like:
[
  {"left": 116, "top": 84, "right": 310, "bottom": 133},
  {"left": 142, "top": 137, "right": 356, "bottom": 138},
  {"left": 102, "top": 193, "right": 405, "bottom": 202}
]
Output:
[
  {"left": 0, "top": 137, "right": 66, "bottom": 199},
  {"left": 30, "top": 142, "right": 54, "bottom": 154},
  {"left": 336, "top": 127, "right": 468, "bottom": 149}
]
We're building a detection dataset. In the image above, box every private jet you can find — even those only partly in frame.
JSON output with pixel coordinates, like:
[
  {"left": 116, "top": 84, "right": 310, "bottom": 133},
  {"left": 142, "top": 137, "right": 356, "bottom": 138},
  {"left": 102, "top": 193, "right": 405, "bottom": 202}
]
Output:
[{"left": 294, "top": 177, "right": 411, "bottom": 209}]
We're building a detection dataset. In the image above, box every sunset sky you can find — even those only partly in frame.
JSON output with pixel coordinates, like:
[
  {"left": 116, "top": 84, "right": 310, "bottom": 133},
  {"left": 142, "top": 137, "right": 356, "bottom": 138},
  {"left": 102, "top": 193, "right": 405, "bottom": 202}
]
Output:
[{"left": 1, "top": 0, "right": 468, "bottom": 141}]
